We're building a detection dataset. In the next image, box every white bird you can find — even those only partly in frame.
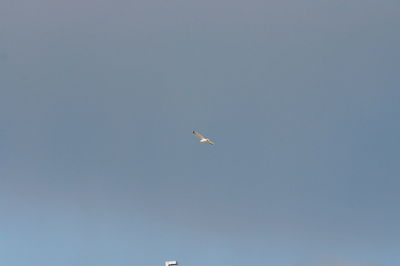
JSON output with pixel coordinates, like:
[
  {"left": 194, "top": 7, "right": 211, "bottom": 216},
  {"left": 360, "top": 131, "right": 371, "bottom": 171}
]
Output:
[{"left": 192, "top": 130, "right": 214, "bottom": 145}]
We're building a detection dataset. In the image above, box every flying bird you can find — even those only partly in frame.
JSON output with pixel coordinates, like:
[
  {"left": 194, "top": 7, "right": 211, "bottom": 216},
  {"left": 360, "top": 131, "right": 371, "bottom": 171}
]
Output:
[{"left": 193, "top": 130, "right": 214, "bottom": 145}]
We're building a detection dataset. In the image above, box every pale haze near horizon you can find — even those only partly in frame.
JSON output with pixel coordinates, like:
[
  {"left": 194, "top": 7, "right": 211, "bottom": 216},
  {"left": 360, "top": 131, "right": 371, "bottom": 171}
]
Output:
[{"left": 0, "top": 1, "right": 399, "bottom": 266}]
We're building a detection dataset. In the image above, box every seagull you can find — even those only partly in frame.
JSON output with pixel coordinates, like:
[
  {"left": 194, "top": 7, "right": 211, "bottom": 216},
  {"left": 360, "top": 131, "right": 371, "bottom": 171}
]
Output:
[{"left": 193, "top": 130, "right": 214, "bottom": 145}]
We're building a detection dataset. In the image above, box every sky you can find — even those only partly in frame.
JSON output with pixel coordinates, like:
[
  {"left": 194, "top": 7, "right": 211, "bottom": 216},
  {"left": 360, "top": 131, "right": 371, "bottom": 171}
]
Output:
[{"left": 0, "top": 0, "right": 399, "bottom": 266}]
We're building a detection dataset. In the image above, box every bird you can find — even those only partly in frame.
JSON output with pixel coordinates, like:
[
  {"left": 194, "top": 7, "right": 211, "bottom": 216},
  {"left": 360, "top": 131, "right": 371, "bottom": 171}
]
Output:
[{"left": 192, "top": 130, "right": 214, "bottom": 145}]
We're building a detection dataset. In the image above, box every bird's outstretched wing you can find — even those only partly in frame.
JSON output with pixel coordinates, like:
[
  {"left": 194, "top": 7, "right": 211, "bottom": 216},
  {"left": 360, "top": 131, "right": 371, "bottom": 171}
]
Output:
[{"left": 192, "top": 130, "right": 205, "bottom": 140}]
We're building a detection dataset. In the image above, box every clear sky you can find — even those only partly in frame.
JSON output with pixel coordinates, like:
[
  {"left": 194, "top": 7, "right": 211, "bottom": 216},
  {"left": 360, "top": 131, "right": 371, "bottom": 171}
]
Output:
[{"left": 1, "top": 0, "right": 399, "bottom": 266}]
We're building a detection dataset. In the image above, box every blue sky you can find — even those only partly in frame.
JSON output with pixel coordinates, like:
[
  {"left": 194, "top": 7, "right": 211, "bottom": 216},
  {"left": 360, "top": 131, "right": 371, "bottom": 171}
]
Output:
[{"left": 1, "top": 0, "right": 399, "bottom": 266}]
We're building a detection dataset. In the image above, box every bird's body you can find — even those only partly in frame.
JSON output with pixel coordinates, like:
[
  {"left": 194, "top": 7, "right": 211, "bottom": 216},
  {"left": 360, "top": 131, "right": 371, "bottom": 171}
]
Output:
[{"left": 193, "top": 130, "right": 214, "bottom": 145}]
